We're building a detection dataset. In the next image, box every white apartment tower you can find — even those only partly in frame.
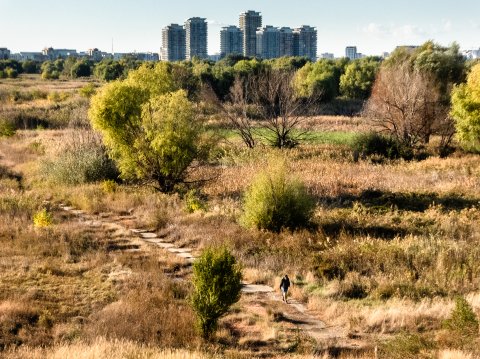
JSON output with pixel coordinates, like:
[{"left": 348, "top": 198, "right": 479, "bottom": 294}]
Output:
[
  {"left": 256, "top": 26, "right": 280, "bottom": 59},
  {"left": 185, "top": 17, "right": 208, "bottom": 60},
  {"left": 345, "top": 46, "right": 357, "bottom": 60},
  {"left": 279, "top": 27, "right": 295, "bottom": 57},
  {"left": 161, "top": 24, "right": 186, "bottom": 61},
  {"left": 239, "top": 10, "right": 262, "bottom": 57},
  {"left": 220, "top": 26, "right": 243, "bottom": 58},
  {"left": 294, "top": 26, "right": 317, "bottom": 61}
]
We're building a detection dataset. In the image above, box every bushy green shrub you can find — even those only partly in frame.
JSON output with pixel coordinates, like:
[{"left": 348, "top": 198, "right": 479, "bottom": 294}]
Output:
[
  {"left": 380, "top": 332, "right": 435, "bottom": 359},
  {"left": 241, "top": 162, "right": 315, "bottom": 232},
  {"left": 79, "top": 83, "right": 97, "bottom": 98},
  {"left": 444, "top": 296, "right": 479, "bottom": 338},
  {"left": 352, "top": 132, "right": 412, "bottom": 160},
  {"left": 0, "top": 119, "right": 16, "bottom": 137},
  {"left": 191, "top": 246, "right": 242, "bottom": 339},
  {"left": 184, "top": 189, "right": 206, "bottom": 213},
  {"left": 42, "top": 143, "right": 118, "bottom": 185}
]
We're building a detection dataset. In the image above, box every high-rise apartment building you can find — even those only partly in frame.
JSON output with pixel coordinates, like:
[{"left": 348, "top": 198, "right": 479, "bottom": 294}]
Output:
[
  {"left": 185, "top": 17, "right": 208, "bottom": 60},
  {"left": 239, "top": 10, "right": 262, "bottom": 57},
  {"left": 220, "top": 26, "right": 243, "bottom": 58},
  {"left": 256, "top": 26, "right": 280, "bottom": 59},
  {"left": 0, "top": 48, "right": 10, "bottom": 60},
  {"left": 293, "top": 26, "right": 317, "bottom": 61},
  {"left": 345, "top": 46, "right": 357, "bottom": 60},
  {"left": 161, "top": 24, "right": 186, "bottom": 61},
  {"left": 279, "top": 27, "right": 294, "bottom": 57}
]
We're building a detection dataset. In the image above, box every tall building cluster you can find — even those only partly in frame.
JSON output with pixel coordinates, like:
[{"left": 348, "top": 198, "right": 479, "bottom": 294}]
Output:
[
  {"left": 221, "top": 10, "right": 317, "bottom": 61},
  {"left": 162, "top": 10, "right": 317, "bottom": 62},
  {"left": 161, "top": 18, "right": 208, "bottom": 61}
]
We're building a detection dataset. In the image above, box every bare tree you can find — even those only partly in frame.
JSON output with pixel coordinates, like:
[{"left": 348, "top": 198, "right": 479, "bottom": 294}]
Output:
[
  {"left": 363, "top": 63, "right": 454, "bottom": 151},
  {"left": 204, "top": 69, "right": 319, "bottom": 149},
  {"left": 201, "top": 77, "right": 256, "bottom": 149},
  {"left": 246, "top": 69, "right": 319, "bottom": 148}
]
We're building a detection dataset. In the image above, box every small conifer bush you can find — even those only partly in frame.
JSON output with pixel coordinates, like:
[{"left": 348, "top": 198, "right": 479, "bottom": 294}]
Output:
[{"left": 191, "top": 246, "right": 242, "bottom": 340}]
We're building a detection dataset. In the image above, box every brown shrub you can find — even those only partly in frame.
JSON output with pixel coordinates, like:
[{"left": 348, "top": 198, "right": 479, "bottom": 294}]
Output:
[{"left": 85, "top": 261, "right": 198, "bottom": 348}]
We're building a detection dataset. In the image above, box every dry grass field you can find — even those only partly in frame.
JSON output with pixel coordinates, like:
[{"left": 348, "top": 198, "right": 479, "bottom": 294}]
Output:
[{"left": 1, "top": 75, "right": 479, "bottom": 358}]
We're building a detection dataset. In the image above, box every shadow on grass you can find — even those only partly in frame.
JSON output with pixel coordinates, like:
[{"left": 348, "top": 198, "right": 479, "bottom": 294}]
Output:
[
  {"left": 322, "top": 189, "right": 479, "bottom": 212},
  {"left": 321, "top": 222, "right": 408, "bottom": 240}
]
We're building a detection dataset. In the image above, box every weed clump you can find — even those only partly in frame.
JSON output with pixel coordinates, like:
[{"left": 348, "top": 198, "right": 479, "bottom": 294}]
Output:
[
  {"left": 33, "top": 208, "right": 53, "bottom": 227},
  {"left": 241, "top": 161, "right": 315, "bottom": 232}
]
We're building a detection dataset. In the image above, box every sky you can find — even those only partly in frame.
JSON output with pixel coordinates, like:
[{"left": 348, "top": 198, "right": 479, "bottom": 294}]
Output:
[{"left": 1, "top": 0, "right": 480, "bottom": 57}]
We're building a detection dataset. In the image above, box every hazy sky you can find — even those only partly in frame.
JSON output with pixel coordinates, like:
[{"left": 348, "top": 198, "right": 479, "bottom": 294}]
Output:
[{"left": 2, "top": 0, "right": 479, "bottom": 57}]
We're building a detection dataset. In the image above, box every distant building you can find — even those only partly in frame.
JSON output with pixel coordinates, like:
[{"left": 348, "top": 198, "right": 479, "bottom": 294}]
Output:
[
  {"left": 185, "top": 17, "right": 208, "bottom": 60},
  {"left": 294, "top": 26, "right": 317, "bottom": 61},
  {"left": 239, "top": 10, "right": 262, "bottom": 57},
  {"left": 395, "top": 45, "right": 419, "bottom": 52},
  {"left": 135, "top": 52, "right": 160, "bottom": 61},
  {"left": 220, "top": 26, "right": 243, "bottom": 58},
  {"left": 209, "top": 53, "right": 222, "bottom": 62},
  {"left": 10, "top": 52, "right": 45, "bottom": 61},
  {"left": 319, "top": 53, "right": 334, "bottom": 59},
  {"left": 0, "top": 48, "right": 10, "bottom": 60},
  {"left": 279, "top": 27, "right": 294, "bottom": 57},
  {"left": 161, "top": 23, "right": 186, "bottom": 61},
  {"left": 88, "top": 48, "right": 104, "bottom": 62},
  {"left": 345, "top": 46, "right": 357, "bottom": 60},
  {"left": 463, "top": 49, "right": 480, "bottom": 59},
  {"left": 256, "top": 26, "right": 280, "bottom": 59},
  {"left": 43, "top": 47, "right": 77, "bottom": 59}
]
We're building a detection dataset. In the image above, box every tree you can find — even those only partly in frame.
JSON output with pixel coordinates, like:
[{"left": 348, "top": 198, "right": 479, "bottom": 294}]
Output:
[
  {"left": 363, "top": 62, "right": 454, "bottom": 153},
  {"left": 386, "top": 41, "right": 465, "bottom": 100},
  {"left": 246, "top": 68, "right": 318, "bottom": 148},
  {"left": 450, "top": 63, "right": 480, "bottom": 152},
  {"left": 41, "top": 61, "right": 60, "bottom": 80},
  {"left": 94, "top": 59, "right": 126, "bottom": 81},
  {"left": 294, "top": 59, "right": 344, "bottom": 101},
  {"left": 191, "top": 246, "right": 242, "bottom": 340},
  {"left": 70, "top": 60, "right": 92, "bottom": 78},
  {"left": 22, "top": 60, "right": 39, "bottom": 74},
  {"left": 89, "top": 63, "right": 210, "bottom": 192},
  {"left": 340, "top": 57, "right": 381, "bottom": 99}
]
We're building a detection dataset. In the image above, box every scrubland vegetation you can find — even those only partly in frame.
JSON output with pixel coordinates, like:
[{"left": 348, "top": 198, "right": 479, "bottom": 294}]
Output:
[{"left": 1, "top": 41, "right": 479, "bottom": 358}]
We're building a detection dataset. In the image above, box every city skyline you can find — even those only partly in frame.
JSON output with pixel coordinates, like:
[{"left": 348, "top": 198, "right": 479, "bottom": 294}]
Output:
[{"left": 2, "top": 0, "right": 480, "bottom": 57}]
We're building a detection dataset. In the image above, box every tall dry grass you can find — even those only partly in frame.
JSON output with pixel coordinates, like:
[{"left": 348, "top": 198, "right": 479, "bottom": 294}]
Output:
[{"left": 3, "top": 337, "right": 208, "bottom": 359}]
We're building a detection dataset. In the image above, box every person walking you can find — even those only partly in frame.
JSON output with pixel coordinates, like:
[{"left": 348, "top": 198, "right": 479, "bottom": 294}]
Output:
[{"left": 280, "top": 274, "right": 290, "bottom": 303}]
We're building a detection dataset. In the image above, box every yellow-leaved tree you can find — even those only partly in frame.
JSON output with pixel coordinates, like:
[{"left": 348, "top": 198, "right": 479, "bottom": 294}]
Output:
[
  {"left": 89, "top": 62, "right": 210, "bottom": 192},
  {"left": 451, "top": 63, "right": 480, "bottom": 152}
]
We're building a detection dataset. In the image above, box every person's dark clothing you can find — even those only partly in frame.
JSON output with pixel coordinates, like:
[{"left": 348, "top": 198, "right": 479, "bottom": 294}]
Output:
[{"left": 280, "top": 277, "right": 290, "bottom": 291}]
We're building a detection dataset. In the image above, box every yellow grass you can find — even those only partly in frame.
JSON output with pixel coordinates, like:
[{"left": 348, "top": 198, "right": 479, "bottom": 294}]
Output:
[{"left": 4, "top": 337, "right": 207, "bottom": 359}]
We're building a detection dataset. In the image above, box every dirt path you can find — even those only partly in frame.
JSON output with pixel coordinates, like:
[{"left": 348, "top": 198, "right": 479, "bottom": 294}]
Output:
[{"left": 59, "top": 204, "right": 357, "bottom": 350}]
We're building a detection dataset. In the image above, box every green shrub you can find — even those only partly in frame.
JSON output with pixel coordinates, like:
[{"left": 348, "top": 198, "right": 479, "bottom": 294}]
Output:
[
  {"left": 41, "top": 143, "right": 118, "bottom": 185},
  {"left": 351, "top": 132, "right": 409, "bottom": 160},
  {"left": 184, "top": 189, "right": 206, "bottom": 213},
  {"left": 444, "top": 296, "right": 479, "bottom": 338},
  {"left": 47, "top": 91, "right": 70, "bottom": 103},
  {"left": 79, "top": 83, "right": 97, "bottom": 98},
  {"left": 191, "top": 246, "right": 242, "bottom": 339},
  {"left": 33, "top": 208, "right": 53, "bottom": 227},
  {"left": 241, "top": 162, "right": 315, "bottom": 232},
  {"left": 0, "top": 119, "right": 16, "bottom": 137},
  {"left": 380, "top": 332, "right": 435, "bottom": 359},
  {"left": 5, "top": 67, "right": 18, "bottom": 79},
  {"left": 101, "top": 179, "right": 117, "bottom": 194}
]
